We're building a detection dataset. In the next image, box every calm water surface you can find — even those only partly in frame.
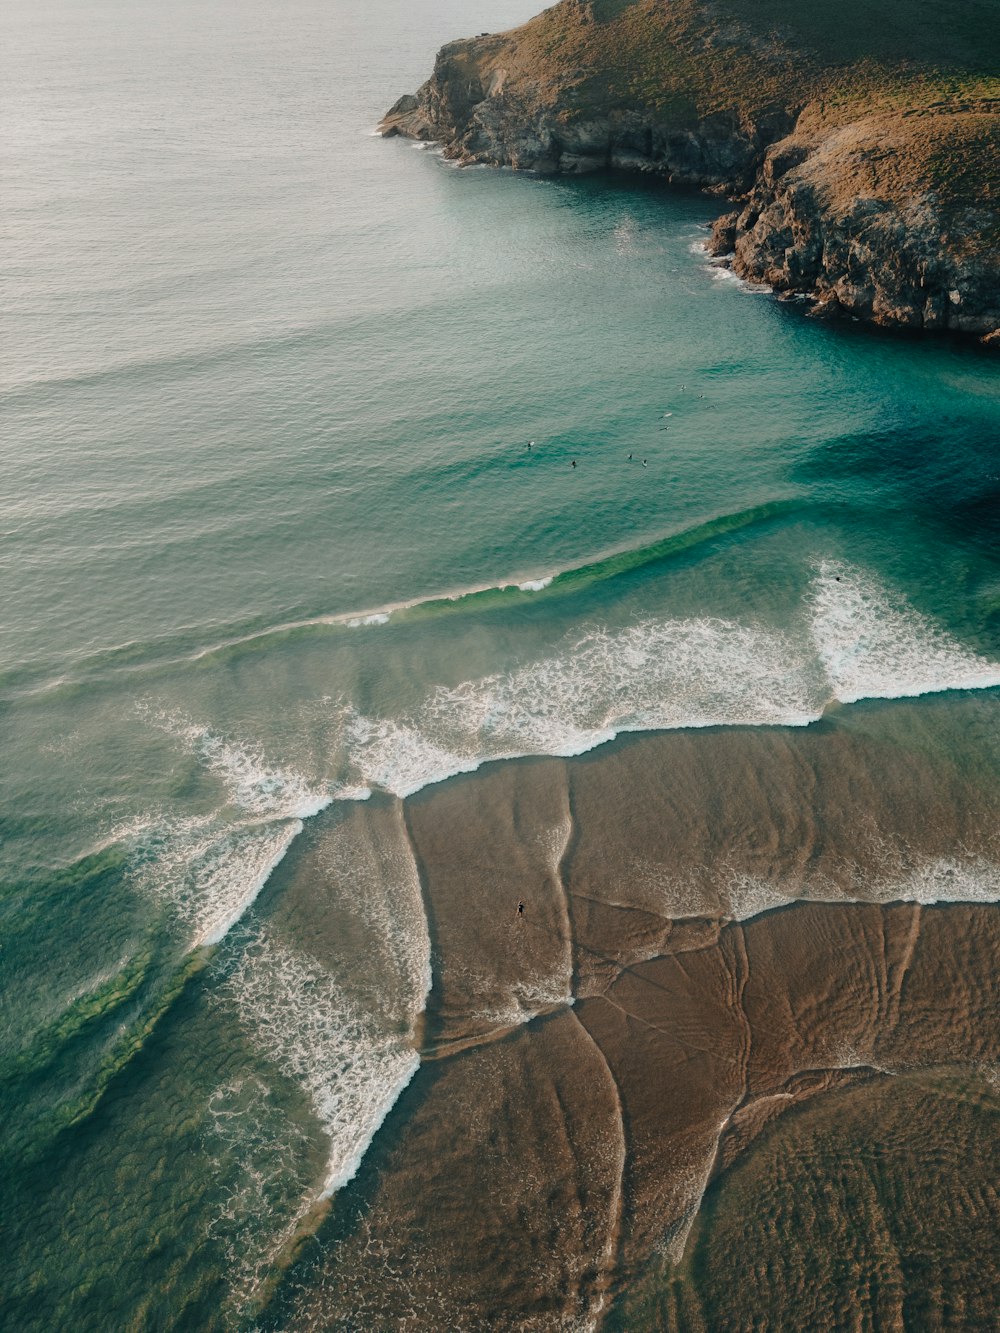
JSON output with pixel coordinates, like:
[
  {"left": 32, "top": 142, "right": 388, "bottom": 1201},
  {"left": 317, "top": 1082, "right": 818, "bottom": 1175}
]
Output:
[{"left": 2, "top": 0, "right": 998, "bottom": 1325}]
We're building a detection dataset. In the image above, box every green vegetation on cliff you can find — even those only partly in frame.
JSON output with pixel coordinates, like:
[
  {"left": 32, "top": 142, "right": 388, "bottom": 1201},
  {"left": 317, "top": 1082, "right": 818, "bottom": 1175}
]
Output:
[
  {"left": 382, "top": 0, "right": 1000, "bottom": 336},
  {"left": 504, "top": 0, "right": 999, "bottom": 121}
]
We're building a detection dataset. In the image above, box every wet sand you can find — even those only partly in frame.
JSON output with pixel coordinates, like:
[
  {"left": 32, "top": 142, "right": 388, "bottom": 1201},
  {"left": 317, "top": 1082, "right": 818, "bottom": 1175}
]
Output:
[{"left": 266, "top": 695, "right": 1000, "bottom": 1329}]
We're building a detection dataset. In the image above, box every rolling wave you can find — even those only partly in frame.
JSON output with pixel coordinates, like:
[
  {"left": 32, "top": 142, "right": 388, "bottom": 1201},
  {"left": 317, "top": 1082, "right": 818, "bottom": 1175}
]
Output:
[
  {"left": 122, "top": 559, "right": 1000, "bottom": 953},
  {"left": 0, "top": 500, "right": 800, "bottom": 700},
  {"left": 341, "top": 561, "right": 1000, "bottom": 798}
]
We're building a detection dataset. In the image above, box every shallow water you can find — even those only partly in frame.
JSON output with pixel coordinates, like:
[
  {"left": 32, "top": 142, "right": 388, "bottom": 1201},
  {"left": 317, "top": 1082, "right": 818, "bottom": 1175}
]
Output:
[{"left": 2, "top": 0, "right": 998, "bottom": 1326}]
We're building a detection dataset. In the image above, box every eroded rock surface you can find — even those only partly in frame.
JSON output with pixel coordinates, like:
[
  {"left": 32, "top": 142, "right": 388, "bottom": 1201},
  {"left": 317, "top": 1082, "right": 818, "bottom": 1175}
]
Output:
[{"left": 380, "top": 0, "right": 1000, "bottom": 341}]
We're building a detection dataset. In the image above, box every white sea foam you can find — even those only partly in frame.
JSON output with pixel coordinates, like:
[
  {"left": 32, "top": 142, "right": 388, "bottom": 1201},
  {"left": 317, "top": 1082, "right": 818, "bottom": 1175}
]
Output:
[
  {"left": 689, "top": 238, "right": 773, "bottom": 294},
  {"left": 466, "top": 978, "right": 575, "bottom": 1032},
  {"left": 204, "top": 1076, "right": 315, "bottom": 1311},
  {"left": 142, "top": 707, "right": 333, "bottom": 818},
  {"left": 518, "top": 576, "right": 553, "bottom": 592},
  {"left": 722, "top": 853, "right": 1000, "bottom": 924},
  {"left": 869, "top": 853, "right": 1000, "bottom": 906},
  {"left": 346, "top": 612, "right": 391, "bottom": 628},
  {"left": 344, "top": 616, "right": 824, "bottom": 797},
  {"left": 724, "top": 872, "right": 800, "bottom": 921},
  {"left": 220, "top": 927, "right": 420, "bottom": 1197},
  {"left": 344, "top": 712, "right": 485, "bottom": 798},
  {"left": 708, "top": 263, "right": 772, "bottom": 293},
  {"left": 126, "top": 813, "right": 304, "bottom": 948},
  {"left": 339, "top": 562, "right": 999, "bottom": 800},
  {"left": 127, "top": 711, "right": 335, "bottom": 946},
  {"left": 811, "top": 560, "right": 1000, "bottom": 703}
]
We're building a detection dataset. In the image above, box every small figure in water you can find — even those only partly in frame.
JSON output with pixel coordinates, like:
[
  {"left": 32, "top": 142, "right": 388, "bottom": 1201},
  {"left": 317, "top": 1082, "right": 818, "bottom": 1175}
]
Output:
[
  {"left": 642, "top": 459, "right": 648, "bottom": 467},
  {"left": 528, "top": 440, "right": 534, "bottom": 449},
  {"left": 571, "top": 460, "right": 576, "bottom": 468},
  {"left": 628, "top": 453, "right": 633, "bottom": 460},
  {"left": 516, "top": 900, "right": 525, "bottom": 919}
]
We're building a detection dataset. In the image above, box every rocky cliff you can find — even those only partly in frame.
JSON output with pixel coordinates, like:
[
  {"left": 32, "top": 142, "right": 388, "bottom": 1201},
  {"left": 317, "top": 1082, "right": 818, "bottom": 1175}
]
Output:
[{"left": 381, "top": 0, "right": 1000, "bottom": 342}]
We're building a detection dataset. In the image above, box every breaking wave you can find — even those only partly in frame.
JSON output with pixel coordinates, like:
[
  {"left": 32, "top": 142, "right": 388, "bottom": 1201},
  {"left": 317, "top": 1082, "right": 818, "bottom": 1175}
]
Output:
[
  {"left": 122, "top": 710, "right": 338, "bottom": 948},
  {"left": 341, "top": 562, "right": 1000, "bottom": 798},
  {"left": 121, "top": 561, "right": 998, "bottom": 954},
  {"left": 219, "top": 927, "right": 420, "bottom": 1198},
  {"left": 810, "top": 559, "right": 1000, "bottom": 703}
]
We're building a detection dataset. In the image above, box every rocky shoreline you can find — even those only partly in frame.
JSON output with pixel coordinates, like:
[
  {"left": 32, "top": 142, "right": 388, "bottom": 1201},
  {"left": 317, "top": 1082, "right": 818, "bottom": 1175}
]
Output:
[
  {"left": 380, "top": 4, "right": 1000, "bottom": 344},
  {"left": 704, "top": 105, "right": 1000, "bottom": 339}
]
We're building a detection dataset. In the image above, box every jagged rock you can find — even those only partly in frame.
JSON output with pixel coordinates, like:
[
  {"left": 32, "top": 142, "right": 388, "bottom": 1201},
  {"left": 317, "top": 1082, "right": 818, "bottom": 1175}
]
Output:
[
  {"left": 378, "top": 0, "right": 1000, "bottom": 342},
  {"left": 707, "top": 210, "right": 738, "bottom": 257}
]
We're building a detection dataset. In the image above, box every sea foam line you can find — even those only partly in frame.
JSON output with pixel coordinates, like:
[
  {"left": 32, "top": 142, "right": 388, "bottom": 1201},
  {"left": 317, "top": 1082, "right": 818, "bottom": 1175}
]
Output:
[
  {"left": 339, "top": 562, "right": 1000, "bottom": 800},
  {"left": 219, "top": 916, "right": 425, "bottom": 1198},
  {"left": 125, "top": 708, "right": 345, "bottom": 949},
  {"left": 126, "top": 560, "right": 999, "bottom": 953}
]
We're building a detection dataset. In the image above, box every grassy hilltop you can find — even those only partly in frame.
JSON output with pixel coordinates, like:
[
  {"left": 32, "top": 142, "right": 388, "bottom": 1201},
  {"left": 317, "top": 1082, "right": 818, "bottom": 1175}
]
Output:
[
  {"left": 382, "top": 0, "right": 1000, "bottom": 338},
  {"left": 505, "top": 0, "right": 998, "bottom": 115}
]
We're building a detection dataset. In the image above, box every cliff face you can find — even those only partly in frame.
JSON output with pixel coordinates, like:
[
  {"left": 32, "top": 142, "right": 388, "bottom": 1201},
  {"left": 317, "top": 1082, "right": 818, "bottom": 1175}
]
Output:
[
  {"left": 708, "top": 108, "right": 1000, "bottom": 335},
  {"left": 382, "top": 43, "right": 794, "bottom": 191},
  {"left": 380, "top": 0, "right": 1000, "bottom": 343}
]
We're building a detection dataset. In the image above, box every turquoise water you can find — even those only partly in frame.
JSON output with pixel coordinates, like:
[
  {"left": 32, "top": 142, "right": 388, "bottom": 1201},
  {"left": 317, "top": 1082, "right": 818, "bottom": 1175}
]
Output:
[{"left": 2, "top": 0, "right": 999, "bottom": 1326}]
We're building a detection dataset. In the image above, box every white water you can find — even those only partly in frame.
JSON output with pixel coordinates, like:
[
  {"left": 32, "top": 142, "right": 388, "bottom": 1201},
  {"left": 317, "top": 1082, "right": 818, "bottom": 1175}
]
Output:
[
  {"left": 123, "top": 562, "right": 999, "bottom": 952},
  {"left": 123, "top": 709, "right": 334, "bottom": 947},
  {"left": 810, "top": 560, "right": 1000, "bottom": 703},
  {"left": 221, "top": 927, "right": 421, "bottom": 1197},
  {"left": 341, "top": 563, "right": 1000, "bottom": 798}
]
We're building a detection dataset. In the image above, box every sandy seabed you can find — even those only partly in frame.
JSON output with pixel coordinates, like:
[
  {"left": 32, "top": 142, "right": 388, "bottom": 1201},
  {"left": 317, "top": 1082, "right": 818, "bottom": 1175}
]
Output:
[{"left": 264, "top": 693, "right": 1000, "bottom": 1330}]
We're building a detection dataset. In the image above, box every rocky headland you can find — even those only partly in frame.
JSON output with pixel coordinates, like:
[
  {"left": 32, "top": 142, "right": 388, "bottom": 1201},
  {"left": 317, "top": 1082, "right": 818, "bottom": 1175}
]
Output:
[{"left": 381, "top": 0, "right": 1000, "bottom": 342}]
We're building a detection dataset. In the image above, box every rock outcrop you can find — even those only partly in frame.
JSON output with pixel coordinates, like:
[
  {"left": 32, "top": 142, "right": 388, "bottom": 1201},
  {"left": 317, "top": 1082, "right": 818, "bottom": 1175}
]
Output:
[
  {"left": 707, "top": 106, "right": 1000, "bottom": 335},
  {"left": 380, "top": 0, "right": 1000, "bottom": 342},
  {"left": 382, "top": 55, "right": 795, "bottom": 191}
]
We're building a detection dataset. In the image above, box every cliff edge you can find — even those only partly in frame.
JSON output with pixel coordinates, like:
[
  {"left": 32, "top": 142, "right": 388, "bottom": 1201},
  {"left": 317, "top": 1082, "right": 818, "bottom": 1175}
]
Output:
[{"left": 380, "top": 0, "right": 1000, "bottom": 341}]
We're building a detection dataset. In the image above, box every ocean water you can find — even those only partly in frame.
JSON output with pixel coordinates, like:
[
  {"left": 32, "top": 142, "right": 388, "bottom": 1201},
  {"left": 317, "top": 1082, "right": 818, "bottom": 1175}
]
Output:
[{"left": 2, "top": 0, "right": 999, "bottom": 1326}]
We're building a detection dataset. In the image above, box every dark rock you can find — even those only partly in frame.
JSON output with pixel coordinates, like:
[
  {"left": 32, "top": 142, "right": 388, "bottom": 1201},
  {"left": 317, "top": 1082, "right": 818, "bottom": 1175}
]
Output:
[
  {"left": 707, "top": 211, "right": 738, "bottom": 256},
  {"left": 378, "top": 27, "right": 999, "bottom": 342}
]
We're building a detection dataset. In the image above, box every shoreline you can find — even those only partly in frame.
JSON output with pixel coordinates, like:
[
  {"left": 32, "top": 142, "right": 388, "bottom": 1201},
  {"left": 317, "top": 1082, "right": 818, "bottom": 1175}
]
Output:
[
  {"left": 379, "top": 0, "right": 1000, "bottom": 345},
  {"left": 268, "top": 753, "right": 1000, "bottom": 1325}
]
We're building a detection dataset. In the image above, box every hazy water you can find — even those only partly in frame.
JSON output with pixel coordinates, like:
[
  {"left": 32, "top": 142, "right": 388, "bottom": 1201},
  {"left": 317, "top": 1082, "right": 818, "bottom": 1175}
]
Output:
[{"left": 2, "top": 0, "right": 999, "bottom": 1326}]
